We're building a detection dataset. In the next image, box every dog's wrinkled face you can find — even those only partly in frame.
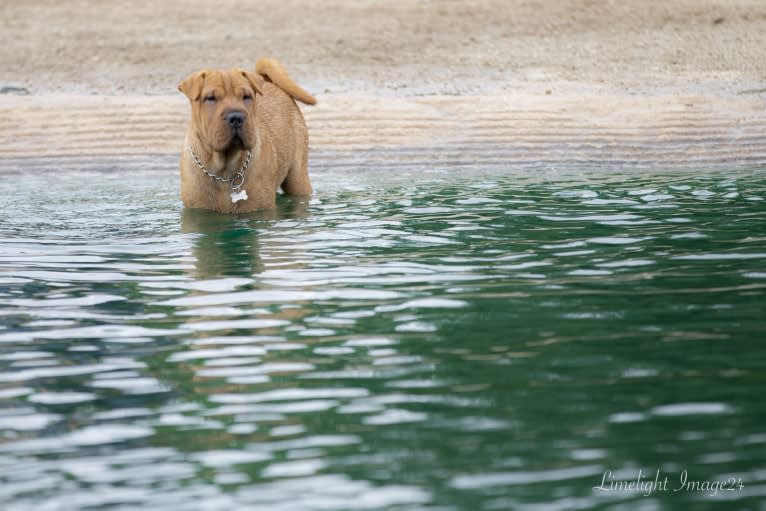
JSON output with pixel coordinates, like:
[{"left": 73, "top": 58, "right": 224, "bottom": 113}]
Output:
[{"left": 179, "top": 69, "right": 265, "bottom": 152}]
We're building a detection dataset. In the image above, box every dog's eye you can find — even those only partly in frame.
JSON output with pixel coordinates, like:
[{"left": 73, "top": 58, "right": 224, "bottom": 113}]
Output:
[
  {"left": 203, "top": 95, "right": 216, "bottom": 103},
  {"left": 243, "top": 93, "right": 253, "bottom": 101}
]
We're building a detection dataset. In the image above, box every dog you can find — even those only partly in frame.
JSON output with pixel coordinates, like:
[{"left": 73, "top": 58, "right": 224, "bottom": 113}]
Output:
[{"left": 178, "top": 58, "right": 315, "bottom": 213}]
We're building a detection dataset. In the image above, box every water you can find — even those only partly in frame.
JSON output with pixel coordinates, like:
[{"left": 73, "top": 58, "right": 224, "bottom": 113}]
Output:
[{"left": 0, "top": 167, "right": 765, "bottom": 510}]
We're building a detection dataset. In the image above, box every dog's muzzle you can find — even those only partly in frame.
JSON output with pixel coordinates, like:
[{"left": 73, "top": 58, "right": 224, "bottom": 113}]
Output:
[{"left": 225, "top": 111, "right": 245, "bottom": 132}]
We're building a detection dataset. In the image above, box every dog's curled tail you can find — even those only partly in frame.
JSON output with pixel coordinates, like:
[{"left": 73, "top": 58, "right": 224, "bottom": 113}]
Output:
[{"left": 256, "top": 58, "right": 316, "bottom": 106}]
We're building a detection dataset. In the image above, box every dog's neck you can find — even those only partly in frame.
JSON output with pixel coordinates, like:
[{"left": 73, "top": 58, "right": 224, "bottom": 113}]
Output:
[
  {"left": 189, "top": 139, "right": 250, "bottom": 179},
  {"left": 189, "top": 127, "right": 263, "bottom": 181}
]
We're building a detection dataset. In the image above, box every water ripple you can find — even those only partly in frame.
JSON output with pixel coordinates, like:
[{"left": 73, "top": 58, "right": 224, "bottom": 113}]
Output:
[{"left": 0, "top": 169, "right": 764, "bottom": 509}]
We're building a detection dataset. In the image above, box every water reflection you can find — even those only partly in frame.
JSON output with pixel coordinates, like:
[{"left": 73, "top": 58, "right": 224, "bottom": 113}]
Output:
[
  {"left": 0, "top": 169, "right": 765, "bottom": 510},
  {"left": 181, "top": 196, "right": 310, "bottom": 278}
]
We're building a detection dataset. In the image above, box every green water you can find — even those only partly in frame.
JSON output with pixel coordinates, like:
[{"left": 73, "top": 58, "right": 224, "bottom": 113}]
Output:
[{"left": 0, "top": 168, "right": 765, "bottom": 510}]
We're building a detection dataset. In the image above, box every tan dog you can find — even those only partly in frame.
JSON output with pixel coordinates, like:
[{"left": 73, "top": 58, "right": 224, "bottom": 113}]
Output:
[{"left": 178, "top": 58, "right": 315, "bottom": 213}]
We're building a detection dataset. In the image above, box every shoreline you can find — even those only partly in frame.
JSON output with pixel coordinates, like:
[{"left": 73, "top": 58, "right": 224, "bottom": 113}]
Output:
[{"left": 1, "top": 91, "right": 764, "bottom": 170}]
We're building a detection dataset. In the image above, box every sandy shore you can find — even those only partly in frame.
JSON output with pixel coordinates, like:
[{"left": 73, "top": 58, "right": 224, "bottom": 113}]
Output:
[{"left": 1, "top": 0, "right": 765, "bottom": 168}]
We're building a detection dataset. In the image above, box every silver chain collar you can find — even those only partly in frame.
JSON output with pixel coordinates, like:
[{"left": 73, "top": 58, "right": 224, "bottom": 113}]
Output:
[{"left": 188, "top": 145, "right": 252, "bottom": 196}]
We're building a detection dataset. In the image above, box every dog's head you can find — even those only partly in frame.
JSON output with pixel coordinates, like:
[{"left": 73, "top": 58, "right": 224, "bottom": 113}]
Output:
[{"left": 178, "top": 69, "right": 265, "bottom": 152}]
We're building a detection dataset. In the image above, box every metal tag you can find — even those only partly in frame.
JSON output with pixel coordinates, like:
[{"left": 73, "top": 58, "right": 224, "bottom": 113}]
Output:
[{"left": 230, "top": 189, "right": 248, "bottom": 203}]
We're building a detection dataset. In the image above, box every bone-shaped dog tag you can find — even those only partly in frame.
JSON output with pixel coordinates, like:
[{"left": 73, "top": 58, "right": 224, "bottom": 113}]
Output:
[{"left": 230, "top": 189, "right": 248, "bottom": 203}]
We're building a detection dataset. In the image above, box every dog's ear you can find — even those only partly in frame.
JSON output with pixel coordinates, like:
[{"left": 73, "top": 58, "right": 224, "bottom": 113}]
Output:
[
  {"left": 240, "top": 69, "right": 265, "bottom": 96},
  {"left": 178, "top": 70, "right": 207, "bottom": 100}
]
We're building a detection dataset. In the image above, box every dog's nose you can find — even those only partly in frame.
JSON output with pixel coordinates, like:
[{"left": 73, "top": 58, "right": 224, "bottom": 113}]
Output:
[{"left": 225, "top": 111, "right": 245, "bottom": 129}]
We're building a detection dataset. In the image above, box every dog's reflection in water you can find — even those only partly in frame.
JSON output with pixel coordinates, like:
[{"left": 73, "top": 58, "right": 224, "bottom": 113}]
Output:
[
  {"left": 176, "top": 197, "right": 311, "bottom": 410},
  {"left": 181, "top": 196, "right": 309, "bottom": 279}
]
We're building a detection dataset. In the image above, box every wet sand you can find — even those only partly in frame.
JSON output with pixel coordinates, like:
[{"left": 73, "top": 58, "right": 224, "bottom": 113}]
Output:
[{"left": 1, "top": 0, "right": 765, "bottom": 168}]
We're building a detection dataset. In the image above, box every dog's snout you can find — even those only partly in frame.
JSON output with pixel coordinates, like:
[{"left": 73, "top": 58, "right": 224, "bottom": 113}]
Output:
[{"left": 225, "top": 111, "right": 245, "bottom": 129}]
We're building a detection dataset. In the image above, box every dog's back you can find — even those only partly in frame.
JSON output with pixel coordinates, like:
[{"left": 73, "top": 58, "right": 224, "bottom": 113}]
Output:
[{"left": 254, "top": 59, "right": 313, "bottom": 197}]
